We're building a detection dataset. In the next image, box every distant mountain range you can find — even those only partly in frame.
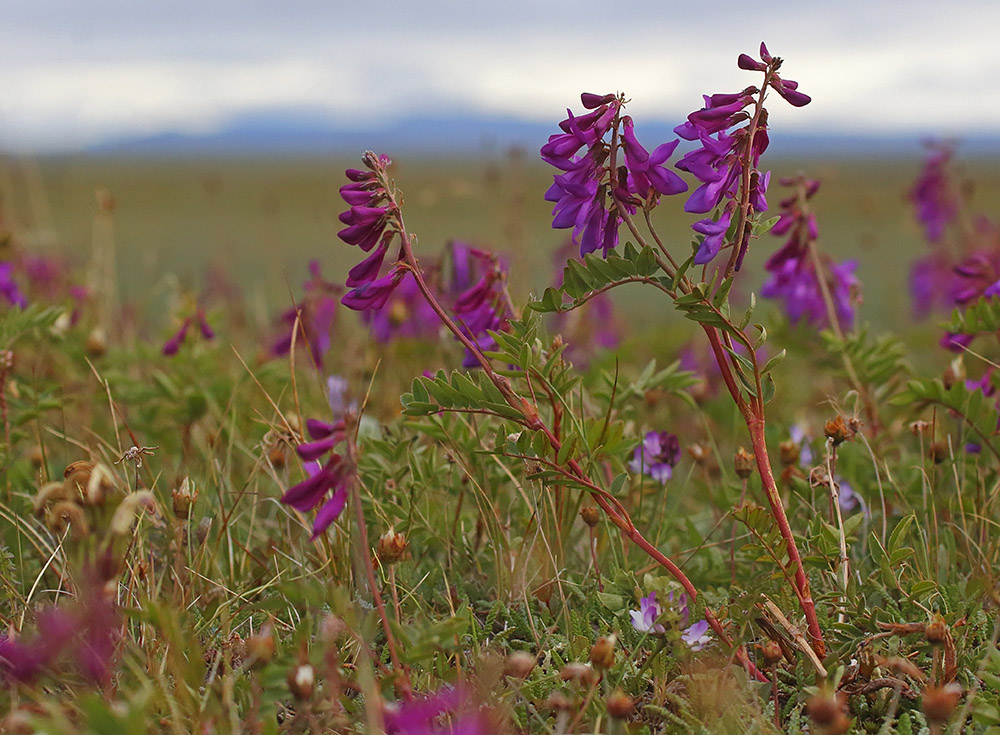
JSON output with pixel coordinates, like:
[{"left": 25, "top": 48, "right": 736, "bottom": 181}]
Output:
[{"left": 82, "top": 109, "right": 1000, "bottom": 158}]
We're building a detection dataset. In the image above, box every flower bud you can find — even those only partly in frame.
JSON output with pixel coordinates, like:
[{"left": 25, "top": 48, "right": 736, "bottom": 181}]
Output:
[
  {"left": 28, "top": 446, "right": 44, "bottom": 468},
  {"left": 943, "top": 357, "right": 965, "bottom": 389},
  {"left": 504, "top": 651, "right": 536, "bottom": 679},
  {"left": 928, "top": 441, "right": 948, "bottom": 464},
  {"left": 375, "top": 528, "right": 408, "bottom": 564},
  {"left": 734, "top": 447, "right": 754, "bottom": 478},
  {"left": 922, "top": 683, "right": 962, "bottom": 723},
  {"left": 287, "top": 663, "right": 315, "bottom": 700},
  {"left": 687, "top": 443, "right": 709, "bottom": 464},
  {"left": 824, "top": 416, "right": 854, "bottom": 446},
  {"left": 605, "top": 689, "right": 634, "bottom": 719},
  {"left": 579, "top": 507, "right": 600, "bottom": 527},
  {"left": 172, "top": 476, "right": 199, "bottom": 519},
  {"left": 589, "top": 634, "right": 616, "bottom": 671},
  {"left": 805, "top": 692, "right": 850, "bottom": 733},
  {"left": 909, "top": 420, "right": 931, "bottom": 437}
]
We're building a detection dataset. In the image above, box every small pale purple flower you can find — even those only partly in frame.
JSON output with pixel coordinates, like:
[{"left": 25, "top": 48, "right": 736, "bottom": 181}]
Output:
[
  {"left": 681, "top": 620, "right": 712, "bottom": 651},
  {"left": 630, "top": 431, "right": 680, "bottom": 483},
  {"left": 629, "top": 592, "right": 665, "bottom": 634}
]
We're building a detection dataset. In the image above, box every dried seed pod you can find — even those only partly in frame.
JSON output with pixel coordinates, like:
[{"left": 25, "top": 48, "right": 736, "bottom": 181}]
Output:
[
  {"left": 171, "top": 477, "right": 199, "bottom": 519},
  {"left": 560, "top": 662, "right": 598, "bottom": 686},
  {"left": 504, "top": 651, "right": 536, "bottom": 679},
  {"left": 923, "top": 683, "right": 962, "bottom": 723},
  {"left": 110, "top": 490, "right": 157, "bottom": 535},
  {"left": 761, "top": 640, "right": 783, "bottom": 666},
  {"left": 606, "top": 689, "right": 634, "bottom": 719},
  {"left": 247, "top": 624, "right": 276, "bottom": 668},
  {"left": 589, "top": 634, "right": 616, "bottom": 672},
  {"left": 579, "top": 506, "right": 600, "bottom": 527},
  {"left": 734, "top": 447, "right": 755, "bottom": 478},
  {"left": 824, "top": 416, "right": 854, "bottom": 445},
  {"left": 925, "top": 614, "right": 948, "bottom": 645},
  {"left": 376, "top": 528, "right": 408, "bottom": 564},
  {"left": 778, "top": 440, "right": 800, "bottom": 466}
]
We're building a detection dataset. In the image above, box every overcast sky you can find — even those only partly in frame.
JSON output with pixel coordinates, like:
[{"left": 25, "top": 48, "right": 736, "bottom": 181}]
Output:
[{"left": 2, "top": 1, "right": 999, "bottom": 152}]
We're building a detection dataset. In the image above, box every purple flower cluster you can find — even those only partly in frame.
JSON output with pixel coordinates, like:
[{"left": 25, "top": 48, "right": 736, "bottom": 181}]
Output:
[
  {"left": 338, "top": 153, "right": 406, "bottom": 311},
  {"left": 280, "top": 378, "right": 353, "bottom": 540},
  {"left": 907, "top": 144, "right": 1000, "bottom": 348},
  {"left": 451, "top": 247, "right": 512, "bottom": 368},
  {"left": 363, "top": 273, "right": 439, "bottom": 344},
  {"left": 909, "top": 142, "right": 959, "bottom": 244},
  {"left": 542, "top": 93, "right": 687, "bottom": 257},
  {"left": 675, "top": 43, "right": 810, "bottom": 268},
  {"left": 629, "top": 431, "right": 680, "bottom": 483},
  {"left": 272, "top": 261, "right": 341, "bottom": 367},
  {"left": 760, "top": 176, "right": 858, "bottom": 330},
  {"left": 629, "top": 591, "right": 712, "bottom": 651},
  {"left": 163, "top": 308, "right": 215, "bottom": 356},
  {"left": 383, "top": 686, "right": 490, "bottom": 735}
]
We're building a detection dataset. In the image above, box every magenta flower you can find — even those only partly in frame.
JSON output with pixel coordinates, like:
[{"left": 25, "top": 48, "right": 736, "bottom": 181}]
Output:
[
  {"left": 362, "top": 272, "right": 440, "bottom": 344},
  {"left": 909, "top": 142, "right": 959, "bottom": 244},
  {"left": 338, "top": 153, "right": 407, "bottom": 311},
  {"left": 761, "top": 176, "right": 858, "bottom": 330},
  {"left": 0, "top": 262, "right": 27, "bottom": 308},
  {"left": 630, "top": 431, "right": 680, "bottom": 483},
  {"left": 280, "top": 380, "right": 354, "bottom": 540},
  {"left": 675, "top": 43, "right": 809, "bottom": 268},
  {"left": 0, "top": 577, "right": 120, "bottom": 685},
  {"left": 271, "top": 261, "right": 341, "bottom": 367},
  {"left": 383, "top": 686, "right": 490, "bottom": 735},
  {"left": 449, "top": 250, "right": 512, "bottom": 368},
  {"left": 163, "top": 309, "right": 215, "bottom": 356},
  {"left": 542, "top": 93, "right": 687, "bottom": 257}
]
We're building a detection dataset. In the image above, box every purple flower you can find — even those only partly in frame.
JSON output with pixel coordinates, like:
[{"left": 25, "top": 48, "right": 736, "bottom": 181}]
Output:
[
  {"left": 450, "top": 252, "right": 511, "bottom": 368},
  {"left": 681, "top": 620, "right": 712, "bottom": 651},
  {"left": 337, "top": 153, "right": 406, "bottom": 312},
  {"left": 280, "top": 382, "right": 354, "bottom": 540},
  {"left": 271, "top": 261, "right": 341, "bottom": 367},
  {"left": 0, "top": 262, "right": 27, "bottom": 308},
  {"left": 675, "top": 43, "right": 808, "bottom": 268},
  {"left": 761, "top": 176, "right": 858, "bottom": 330},
  {"left": 837, "top": 479, "right": 867, "bottom": 516},
  {"left": 162, "top": 309, "right": 215, "bottom": 356},
  {"left": 630, "top": 590, "right": 711, "bottom": 650},
  {"left": 629, "top": 592, "right": 666, "bottom": 634},
  {"left": 630, "top": 431, "right": 680, "bottom": 483},
  {"left": 542, "top": 93, "right": 686, "bottom": 257},
  {"left": 383, "top": 686, "right": 490, "bottom": 735},
  {"left": 909, "top": 142, "right": 959, "bottom": 244},
  {"left": 363, "top": 271, "right": 440, "bottom": 344}
]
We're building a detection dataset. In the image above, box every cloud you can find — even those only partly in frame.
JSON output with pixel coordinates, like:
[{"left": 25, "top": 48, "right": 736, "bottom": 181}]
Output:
[{"left": 2, "top": 1, "right": 1000, "bottom": 150}]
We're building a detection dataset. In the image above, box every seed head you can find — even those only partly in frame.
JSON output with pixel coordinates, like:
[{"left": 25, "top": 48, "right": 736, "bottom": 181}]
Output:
[
  {"left": 287, "top": 663, "right": 315, "bottom": 700},
  {"left": 922, "top": 683, "right": 962, "bottom": 723},
  {"left": 376, "top": 527, "right": 408, "bottom": 564}
]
